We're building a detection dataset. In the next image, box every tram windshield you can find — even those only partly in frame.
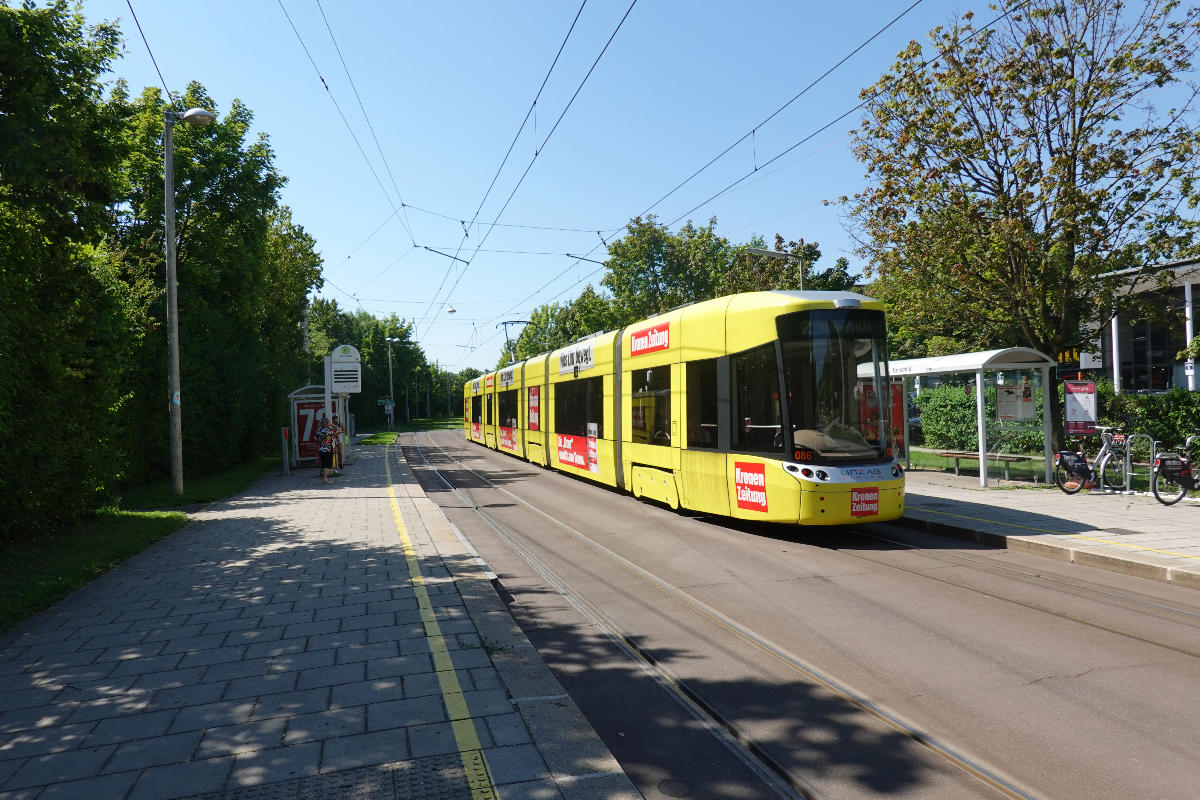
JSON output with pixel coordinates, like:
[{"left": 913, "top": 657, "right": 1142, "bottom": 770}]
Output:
[{"left": 777, "top": 308, "right": 891, "bottom": 463}]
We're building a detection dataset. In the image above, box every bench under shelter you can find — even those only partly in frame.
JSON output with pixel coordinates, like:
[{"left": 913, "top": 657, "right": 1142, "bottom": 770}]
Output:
[{"left": 889, "top": 348, "right": 1058, "bottom": 487}]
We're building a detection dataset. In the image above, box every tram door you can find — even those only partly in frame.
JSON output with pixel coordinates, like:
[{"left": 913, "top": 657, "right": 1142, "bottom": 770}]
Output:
[{"left": 679, "top": 357, "right": 730, "bottom": 515}]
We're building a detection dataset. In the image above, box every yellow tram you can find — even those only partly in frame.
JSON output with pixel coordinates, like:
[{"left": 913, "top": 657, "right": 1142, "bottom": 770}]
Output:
[{"left": 463, "top": 291, "right": 904, "bottom": 525}]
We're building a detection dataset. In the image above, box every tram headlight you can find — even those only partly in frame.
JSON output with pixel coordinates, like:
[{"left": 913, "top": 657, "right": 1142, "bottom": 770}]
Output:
[{"left": 815, "top": 470, "right": 829, "bottom": 481}]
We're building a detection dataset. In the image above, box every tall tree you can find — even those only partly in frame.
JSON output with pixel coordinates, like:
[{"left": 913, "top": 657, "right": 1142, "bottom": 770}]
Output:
[
  {"left": 849, "top": 0, "right": 1200, "bottom": 440},
  {"left": 0, "top": 1, "right": 131, "bottom": 535},
  {"left": 602, "top": 216, "right": 734, "bottom": 320}
]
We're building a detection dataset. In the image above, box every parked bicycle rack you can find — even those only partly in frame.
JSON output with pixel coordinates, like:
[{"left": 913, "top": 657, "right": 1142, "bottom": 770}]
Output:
[{"left": 1123, "top": 433, "right": 1157, "bottom": 494}]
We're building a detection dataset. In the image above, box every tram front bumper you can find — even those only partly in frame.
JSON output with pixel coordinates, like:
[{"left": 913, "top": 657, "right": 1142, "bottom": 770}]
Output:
[{"left": 797, "top": 480, "right": 904, "bottom": 525}]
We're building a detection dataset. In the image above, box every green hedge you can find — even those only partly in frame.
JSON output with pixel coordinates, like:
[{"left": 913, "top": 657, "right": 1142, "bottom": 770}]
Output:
[{"left": 915, "top": 381, "right": 1200, "bottom": 455}]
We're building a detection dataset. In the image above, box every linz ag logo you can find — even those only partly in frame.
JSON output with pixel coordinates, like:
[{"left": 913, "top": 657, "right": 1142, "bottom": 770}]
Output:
[
  {"left": 734, "top": 462, "right": 768, "bottom": 512},
  {"left": 630, "top": 323, "right": 670, "bottom": 356},
  {"left": 851, "top": 487, "right": 880, "bottom": 517}
]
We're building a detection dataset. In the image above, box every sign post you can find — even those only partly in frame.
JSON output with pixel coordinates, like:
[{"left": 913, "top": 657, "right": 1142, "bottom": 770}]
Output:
[{"left": 1064, "top": 380, "right": 1097, "bottom": 436}]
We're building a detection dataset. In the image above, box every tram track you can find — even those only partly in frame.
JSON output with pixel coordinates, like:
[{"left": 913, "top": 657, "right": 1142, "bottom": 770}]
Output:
[
  {"left": 827, "top": 526, "right": 1200, "bottom": 661},
  {"left": 402, "top": 432, "right": 1045, "bottom": 800}
]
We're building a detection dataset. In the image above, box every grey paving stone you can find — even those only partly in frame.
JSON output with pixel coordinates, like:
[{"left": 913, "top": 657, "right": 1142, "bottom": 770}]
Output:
[
  {"left": 366, "top": 695, "right": 446, "bottom": 733},
  {"left": 224, "top": 672, "right": 298, "bottom": 701},
  {"left": 109, "top": 653, "right": 185, "bottom": 678},
  {"left": 4, "top": 744, "right": 116, "bottom": 789},
  {"left": 177, "top": 647, "right": 246, "bottom": 671},
  {"left": 249, "top": 688, "right": 330, "bottom": 721},
  {"left": 127, "top": 755, "right": 233, "bottom": 800},
  {"left": 335, "top": 642, "right": 398, "bottom": 665},
  {"left": 338, "top": 613, "right": 398, "bottom": 633},
  {"left": 223, "top": 627, "right": 285, "bottom": 649},
  {"left": 169, "top": 699, "right": 256, "bottom": 733},
  {"left": 281, "top": 619, "right": 339, "bottom": 640},
  {"left": 282, "top": 707, "right": 364, "bottom": 744},
  {"left": 202, "top": 658, "right": 273, "bottom": 684},
  {"left": 407, "top": 722, "right": 459, "bottom": 758},
  {"left": 37, "top": 770, "right": 138, "bottom": 800},
  {"left": 96, "top": 641, "right": 167, "bottom": 663},
  {"left": 364, "top": 622, "right": 426, "bottom": 644},
  {"left": 484, "top": 713, "right": 533, "bottom": 748},
  {"left": 483, "top": 743, "right": 550, "bottom": 786},
  {"left": 195, "top": 717, "right": 287, "bottom": 758},
  {"left": 0, "top": 721, "right": 95, "bottom": 760},
  {"left": 365, "top": 654, "right": 433, "bottom": 681},
  {"left": 295, "top": 662, "right": 364, "bottom": 691},
  {"left": 103, "top": 730, "right": 203, "bottom": 773},
  {"left": 85, "top": 708, "right": 179, "bottom": 746},
  {"left": 463, "top": 688, "right": 514, "bottom": 718},
  {"left": 158, "top": 633, "right": 228, "bottom": 655},
  {"left": 268, "top": 650, "right": 334, "bottom": 675},
  {"left": 131, "top": 667, "right": 207, "bottom": 692},
  {"left": 329, "top": 678, "right": 403, "bottom": 709},
  {"left": 147, "top": 680, "right": 229, "bottom": 710},
  {"left": 228, "top": 741, "right": 321, "bottom": 784},
  {"left": 243, "top": 638, "right": 307, "bottom": 660},
  {"left": 83, "top": 631, "right": 151, "bottom": 652},
  {"left": 319, "top": 730, "right": 410, "bottom": 773},
  {"left": 306, "top": 631, "right": 365, "bottom": 651},
  {"left": 400, "top": 673, "right": 441, "bottom": 699},
  {"left": 65, "top": 693, "right": 151, "bottom": 724},
  {"left": 0, "top": 688, "right": 60, "bottom": 714}
]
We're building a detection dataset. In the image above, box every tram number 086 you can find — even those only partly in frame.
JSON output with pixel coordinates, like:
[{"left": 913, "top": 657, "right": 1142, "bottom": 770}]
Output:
[{"left": 794, "top": 447, "right": 815, "bottom": 462}]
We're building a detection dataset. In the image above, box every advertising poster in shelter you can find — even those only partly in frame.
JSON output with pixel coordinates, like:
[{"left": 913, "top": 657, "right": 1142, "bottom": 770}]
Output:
[
  {"left": 997, "top": 381, "right": 1035, "bottom": 421},
  {"left": 295, "top": 399, "right": 340, "bottom": 461},
  {"left": 1064, "top": 381, "right": 1097, "bottom": 434}
]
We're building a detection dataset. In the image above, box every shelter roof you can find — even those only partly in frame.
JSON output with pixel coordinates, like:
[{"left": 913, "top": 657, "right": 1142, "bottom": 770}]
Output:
[{"left": 889, "top": 347, "right": 1056, "bottom": 377}]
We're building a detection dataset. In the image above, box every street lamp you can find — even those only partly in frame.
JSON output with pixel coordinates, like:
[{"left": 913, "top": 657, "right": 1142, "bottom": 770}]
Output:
[
  {"left": 385, "top": 337, "right": 401, "bottom": 430},
  {"left": 164, "top": 106, "right": 214, "bottom": 495},
  {"left": 745, "top": 247, "right": 800, "bottom": 290}
]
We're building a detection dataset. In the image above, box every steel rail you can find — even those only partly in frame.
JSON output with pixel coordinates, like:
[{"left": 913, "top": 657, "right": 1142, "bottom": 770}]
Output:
[
  {"left": 834, "top": 527, "right": 1200, "bottom": 660},
  {"left": 408, "top": 432, "right": 1041, "bottom": 800}
]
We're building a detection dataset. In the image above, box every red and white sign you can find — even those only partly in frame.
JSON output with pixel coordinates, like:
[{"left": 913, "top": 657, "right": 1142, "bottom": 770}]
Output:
[
  {"left": 528, "top": 386, "right": 540, "bottom": 431},
  {"left": 471, "top": 422, "right": 481, "bottom": 440},
  {"left": 485, "top": 375, "right": 494, "bottom": 389},
  {"left": 850, "top": 487, "right": 879, "bottom": 517},
  {"left": 630, "top": 323, "right": 670, "bottom": 356},
  {"left": 500, "top": 427, "right": 516, "bottom": 451},
  {"left": 1064, "top": 380, "right": 1096, "bottom": 435},
  {"left": 734, "top": 461, "right": 768, "bottom": 512},
  {"left": 557, "top": 434, "right": 599, "bottom": 473},
  {"left": 294, "top": 399, "right": 340, "bottom": 461}
]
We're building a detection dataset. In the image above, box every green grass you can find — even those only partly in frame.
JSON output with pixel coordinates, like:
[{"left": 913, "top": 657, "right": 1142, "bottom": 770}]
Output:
[
  {"left": 0, "top": 508, "right": 187, "bottom": 633},
  {"left": 396, "top": 416, "right": 462, "bottom": 432},
  {"left": 0, "top": 453, "right": 282, "bottom": 633},
  {"left": 116, "top": 454, "right": 279, "bottom": 510},
  {"left": 357, "top": 431, "right": 399, "bottom": 446},
  {"left": 905, "top": 447, "right": 1156, "bottom": 491}
]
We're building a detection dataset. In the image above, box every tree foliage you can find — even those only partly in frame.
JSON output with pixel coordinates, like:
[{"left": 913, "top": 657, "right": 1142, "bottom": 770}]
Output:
[
  {"left": 0, "top": 2, "right": 325, "bottom": 537},
  {"left": 850, "top": 0, "right": 1200, "bottom": 362}
]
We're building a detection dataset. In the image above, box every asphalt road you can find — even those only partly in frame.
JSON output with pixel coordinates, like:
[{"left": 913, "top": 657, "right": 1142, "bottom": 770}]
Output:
[{"left": 405, "top": 429, "right": 1200, "bottom": 800}]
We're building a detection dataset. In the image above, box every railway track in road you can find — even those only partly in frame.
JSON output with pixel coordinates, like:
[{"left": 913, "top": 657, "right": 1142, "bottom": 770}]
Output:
[
  {"left": 824, "top": 526, "right": 1200, "bottom": 662},
  {"left": 400, "top": 432, "right": 1046, "bottom": 800}
]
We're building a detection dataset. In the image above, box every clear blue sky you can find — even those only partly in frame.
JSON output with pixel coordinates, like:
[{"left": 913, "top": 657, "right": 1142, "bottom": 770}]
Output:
[{"left": 81, "top": 0, "right": 972, "bottom": 371}]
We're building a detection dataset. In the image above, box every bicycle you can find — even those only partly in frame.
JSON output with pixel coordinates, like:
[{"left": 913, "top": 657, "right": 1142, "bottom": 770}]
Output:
[
  {"left": 1150, "top": 434, "right": 1199, "bottom": 506},
  {"left": 1053, "top": 426, "right": 1128, "bottom": 494}
]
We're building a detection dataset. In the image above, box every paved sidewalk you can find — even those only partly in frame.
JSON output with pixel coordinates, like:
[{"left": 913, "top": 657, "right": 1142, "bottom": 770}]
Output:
[
  {"left": 0, "top": 441, "right": 639, "bottom": 800},
  {"left": 902, "top": 469, "right": 1200, "bottom": 591}
]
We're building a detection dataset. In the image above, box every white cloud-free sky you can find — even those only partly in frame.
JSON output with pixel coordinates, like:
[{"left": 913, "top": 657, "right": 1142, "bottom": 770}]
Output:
[{"left": 81, "top": 0, "right": 974, "bottom": 370}]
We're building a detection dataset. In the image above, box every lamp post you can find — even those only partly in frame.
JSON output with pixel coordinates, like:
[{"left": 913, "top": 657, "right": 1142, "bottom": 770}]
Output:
[
  {"left": 385, "top": 337, "right": 401, "bottom": 430},
  {"left": 164, "top": 106, "right": 214, "bottom": 495},
  {"left": 745, "top": 247, "right": 799, "bottom": 290}
]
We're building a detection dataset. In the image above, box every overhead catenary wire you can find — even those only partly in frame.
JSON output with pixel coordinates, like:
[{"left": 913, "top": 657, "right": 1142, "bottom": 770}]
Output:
[
  {"left": 415, "top": 0, "right": 594, "bottom": 340},
  {"left": 124, "top": 0, "right": 178, "bottom": 106},
  {"left": 665, "top": 0, "right": 1033, "bottom": 228},
  {"left": 314, "top": 0, "right": 418, "bottom": 245},
  {"left": 424, "top": 0, "right": 639, "bottom": 340},
  {"left": 277, "top": 0, "right": 416, "bottom": 246}
]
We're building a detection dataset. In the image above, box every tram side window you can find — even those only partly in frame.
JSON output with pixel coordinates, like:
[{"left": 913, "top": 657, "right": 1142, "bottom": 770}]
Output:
[
  {"left": 732, "top": 344, "right": 783, "bottom": 453},
  {"left": 471, "top": 397, "right": 482, "bottom": 425},
  {"left": 632, "top": 367, "right": 671, "bottom": 446},
  {"left": 498, "top": 389, "right": 519, "bottom": 429},
  {"left": 554, "top": 376, "right": 604, "bottom": 438},
  {"left": 686, "top": 358, "right": 718, "bottom": 449},
  {"left": 485, "top": 395, "right": 492, "bottom": 426}
]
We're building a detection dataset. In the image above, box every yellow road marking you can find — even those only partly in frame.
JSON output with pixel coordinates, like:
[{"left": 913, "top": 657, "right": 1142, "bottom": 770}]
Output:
[
  {"left": 384, "top": 445, "right": 496, "bottom": 800},
  {"left": 914, "top": 506, "right": 1200, "bottom": 562}
]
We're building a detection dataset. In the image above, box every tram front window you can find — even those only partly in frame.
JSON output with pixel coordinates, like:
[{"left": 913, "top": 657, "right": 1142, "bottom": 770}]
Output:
[{"left": 778, "top": 308, "right": 891, "bottom": 463}]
